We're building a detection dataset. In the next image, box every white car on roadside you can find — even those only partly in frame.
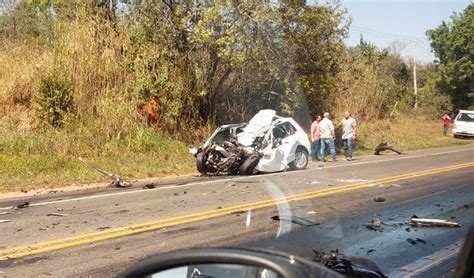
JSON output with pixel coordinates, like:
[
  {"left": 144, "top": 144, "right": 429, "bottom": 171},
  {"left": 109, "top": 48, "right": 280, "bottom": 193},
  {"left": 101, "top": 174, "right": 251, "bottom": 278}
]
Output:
[
  {"left": 452, "top": 110, "right": 474, "bottom": 138},
  {"left": 189, "top": 110, "right": 311, "bottom": 175}
]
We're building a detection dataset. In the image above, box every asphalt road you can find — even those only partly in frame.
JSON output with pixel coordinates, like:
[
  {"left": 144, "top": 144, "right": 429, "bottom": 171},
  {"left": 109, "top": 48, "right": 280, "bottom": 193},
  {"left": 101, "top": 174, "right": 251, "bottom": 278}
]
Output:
[{"left": 0, "top": 144, "right": 473, "bottom": 277}]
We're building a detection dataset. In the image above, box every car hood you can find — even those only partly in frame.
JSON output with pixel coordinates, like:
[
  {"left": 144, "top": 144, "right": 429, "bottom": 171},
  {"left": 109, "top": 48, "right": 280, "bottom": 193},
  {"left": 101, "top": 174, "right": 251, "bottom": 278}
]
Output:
[
  {"left": 455, "top": 121, "right": 474, "bottom": 129},
  {"left": 237, "top": 110, "right": 277, "bottom": 147}
]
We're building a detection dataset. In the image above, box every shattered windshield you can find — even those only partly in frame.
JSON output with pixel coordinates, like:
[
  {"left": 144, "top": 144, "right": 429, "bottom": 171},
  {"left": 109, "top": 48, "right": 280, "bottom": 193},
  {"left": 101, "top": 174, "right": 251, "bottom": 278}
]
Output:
[
  {"left": 0, "top": 1, "right": 473, "bottom": 278},
  {"left": 456, "top": 113, "right": 474, "bottom": 122}
]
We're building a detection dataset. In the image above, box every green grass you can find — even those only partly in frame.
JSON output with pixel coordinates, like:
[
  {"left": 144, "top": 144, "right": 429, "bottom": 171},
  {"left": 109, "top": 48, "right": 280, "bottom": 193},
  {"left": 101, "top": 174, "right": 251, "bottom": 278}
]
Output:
[
  {"left": 0, "top": 126, "right": 195, "bottom": 193},
  {"left": 0, "top": 116, "right": 471, "bottom": 193}
]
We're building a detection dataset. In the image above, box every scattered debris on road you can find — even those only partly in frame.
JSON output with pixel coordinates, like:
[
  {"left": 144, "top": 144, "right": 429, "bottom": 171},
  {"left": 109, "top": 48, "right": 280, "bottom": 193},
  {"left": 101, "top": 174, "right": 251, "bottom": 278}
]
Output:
[
  {"left": 373, "top": 197, "right": 386, "bottom": 202},
  {"left": 407, "top": 237, "right": 427, "bottom": 245},
  {"left": 415, "top": 238, "right": 427, "bottom": 244},
  {"left": 307, "top": 211, "right": 318, "bottom": 215},
  {"left": 271, "top": 215, "right": 320, "bottom": 226},
  {"left": 78, "top": 157, "right": 131, "bottom": 188},
  {"left": 0, "top": 219, "right": 11, "bottom": 223},
  {"left": 97, "top": 226, "right": 111, "bottom": 231},
  {"left": 374, "top": 142, "right": 403, "bottom": 155},
  {"left": 216, "top": 206, "right": 223, "bottom": 209},
  {"left": 407, "top": 215, "right": 461, "bottom": 227},
  {"left": 16, "top": 202, "right": 30, "bottom": 209},
  {"left": 47, "top": 190, "right": 58, "bottom": 194},
  {"left": 0, "top": 212, "right": 12, "bottom": 215},
  {"left": 46, "top": 212, "right": 68, "bottom": 217},
  {"left": 366, "top": 217, "right": 382, "bottom": 231},
  {"left": 230, "top": 210, "right": 246, "bottom": 216},
  {"left": 142, "top": 183, "right": 156, "bottom": 189}
]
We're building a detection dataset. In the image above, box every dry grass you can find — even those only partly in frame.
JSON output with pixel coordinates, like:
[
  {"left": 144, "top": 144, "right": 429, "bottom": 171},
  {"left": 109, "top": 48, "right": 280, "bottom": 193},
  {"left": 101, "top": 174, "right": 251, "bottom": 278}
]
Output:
[{"left": 352, "top": 115, "right": 472, "bottom": 155}]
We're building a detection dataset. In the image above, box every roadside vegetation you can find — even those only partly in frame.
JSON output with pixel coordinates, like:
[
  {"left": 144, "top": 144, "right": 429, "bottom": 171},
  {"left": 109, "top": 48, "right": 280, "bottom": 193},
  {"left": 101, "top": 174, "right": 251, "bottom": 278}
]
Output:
[{"left": 0, "top": 1, "right": 472, "bottom": 192}]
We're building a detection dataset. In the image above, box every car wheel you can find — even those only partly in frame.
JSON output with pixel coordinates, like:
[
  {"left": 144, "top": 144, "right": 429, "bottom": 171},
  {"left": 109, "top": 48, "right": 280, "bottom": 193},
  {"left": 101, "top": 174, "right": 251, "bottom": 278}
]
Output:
[
  {"left": 289, "top": 147, "right": 308, "bottom": 170},
  {"left": 196, "top": 152, "right": 207, "bottom": 174},
  {"left": 239, "top": 155, "right": 260, "bottom": 176}
]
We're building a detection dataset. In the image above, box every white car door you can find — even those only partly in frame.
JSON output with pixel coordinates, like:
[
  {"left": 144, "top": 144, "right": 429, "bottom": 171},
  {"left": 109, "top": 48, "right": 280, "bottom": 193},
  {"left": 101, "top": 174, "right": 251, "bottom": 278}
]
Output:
[{"left": 256, "top": 122, "right": 298, "bottom": 172}]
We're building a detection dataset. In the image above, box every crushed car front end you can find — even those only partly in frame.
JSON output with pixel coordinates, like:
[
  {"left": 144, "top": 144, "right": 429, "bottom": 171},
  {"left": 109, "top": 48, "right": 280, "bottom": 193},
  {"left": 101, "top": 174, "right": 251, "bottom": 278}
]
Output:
[{"left": 191, "top": 110, "right": 311, "bottom": 176}]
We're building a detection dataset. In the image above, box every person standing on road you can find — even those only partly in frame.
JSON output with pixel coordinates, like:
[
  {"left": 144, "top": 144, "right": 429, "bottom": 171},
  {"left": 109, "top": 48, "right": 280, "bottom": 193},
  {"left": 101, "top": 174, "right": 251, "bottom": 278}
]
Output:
[
  {"left": 310, "top": 115, "right": 321, "bottom": 161},
  {"left": 319, "top": 112, "right": 336, "bottom": 162},
  {"left": 341, "top": 111, "right": 357, "bottom": 161},
  {"left": 442, "top": 112, "right": 451, "bottom": 136}
]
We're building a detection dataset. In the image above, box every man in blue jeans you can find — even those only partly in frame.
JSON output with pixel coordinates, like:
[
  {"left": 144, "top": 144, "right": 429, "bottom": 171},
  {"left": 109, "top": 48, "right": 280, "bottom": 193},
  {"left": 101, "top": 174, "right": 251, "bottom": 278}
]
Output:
[
  {"left": 310, "top": 115, "right": 321, "bottom": 161},
  {"left": 341, "top": 111, "right": 357, "bottom": 161},
  {"left": 319, "top": 112, "right": 336, "bottom": 162}
]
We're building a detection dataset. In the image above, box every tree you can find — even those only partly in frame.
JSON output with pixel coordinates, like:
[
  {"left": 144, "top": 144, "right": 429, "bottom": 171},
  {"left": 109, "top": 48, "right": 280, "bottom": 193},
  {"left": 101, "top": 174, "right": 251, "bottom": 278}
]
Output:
[{"left": 426, "top": 4, "right": 474, "bottom": 109}]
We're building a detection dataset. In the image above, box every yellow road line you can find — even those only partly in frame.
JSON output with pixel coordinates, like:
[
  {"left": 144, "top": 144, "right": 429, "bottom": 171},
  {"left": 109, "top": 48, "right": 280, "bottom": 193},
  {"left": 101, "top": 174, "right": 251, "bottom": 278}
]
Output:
[{"left": 1, "top": 162, "right": 473, "bottom": 260}]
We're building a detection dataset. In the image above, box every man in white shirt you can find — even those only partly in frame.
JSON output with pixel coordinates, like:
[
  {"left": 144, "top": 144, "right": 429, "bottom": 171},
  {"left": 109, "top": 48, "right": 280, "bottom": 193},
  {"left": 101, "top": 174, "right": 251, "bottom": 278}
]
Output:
[
  {"left": 341, "top": 111, "right": 357, "bottom": 161},
  {"left": 319, "top": 112, "right": 336, "bottom": 162}
]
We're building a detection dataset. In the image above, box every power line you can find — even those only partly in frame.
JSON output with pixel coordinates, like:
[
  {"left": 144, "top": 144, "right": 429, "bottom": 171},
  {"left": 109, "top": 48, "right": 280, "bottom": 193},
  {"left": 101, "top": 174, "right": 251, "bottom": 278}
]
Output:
[{"left": 349, "top": 24, "right": 427, "bottom": 41}]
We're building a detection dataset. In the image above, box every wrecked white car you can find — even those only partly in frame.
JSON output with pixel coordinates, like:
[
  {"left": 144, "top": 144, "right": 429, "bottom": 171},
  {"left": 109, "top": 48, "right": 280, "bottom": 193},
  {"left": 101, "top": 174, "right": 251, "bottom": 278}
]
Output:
[{"left": 189, "top": 110, "right": 311, "bottom": 175}]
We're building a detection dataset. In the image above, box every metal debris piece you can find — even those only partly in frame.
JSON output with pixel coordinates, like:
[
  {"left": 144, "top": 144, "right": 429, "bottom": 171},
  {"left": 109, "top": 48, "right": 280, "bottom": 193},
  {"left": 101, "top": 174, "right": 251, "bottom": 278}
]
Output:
[
  {"left": 271, "top": 215, "right": 320, "bottom": 226},
  {"left": 78, "top": 157, "right": 130, "bottom": 188},
  {"left": 406, "top": 237, "right": 427, "bottom": 245},
  {"left": 407, "top": 215, "right": 461, "bottom": 227},
  {"left": 230, "top": 210, "right": 246, "bottom": 216},
  {"left": 415, "top": 238, "right": 427, "bottom": 244},
  {"left": 142, "top": 183, "right": 156, "bottom": 189},
  {"left": 46, "top": 213, "right": 68, "bottom": 217},
  {"left": 366, "top": 217, "right": 382, "bottom": 231},
  {"left": 373, "top": 197, "right": 386, "bottom": 202},
  {"left": 374, "top": 142, "right": 403, "bottom": 155},
  {"left": 0, "top": 219, "right": 11, "bottom": 223},
  {"left": 0, "top": 212, "right": 12, "bottom": 215},
  {"left": 97, "top": 226, "right": 111, "bottom": 231},
  {"left": 366, "top": 249, "right": 376, "bottom": 255},
  {"left": 16, "top": 202, "right": 30, "bottom": 209},
  {"left": 307, "top": 211, "right": 318, "bottom": 215}
]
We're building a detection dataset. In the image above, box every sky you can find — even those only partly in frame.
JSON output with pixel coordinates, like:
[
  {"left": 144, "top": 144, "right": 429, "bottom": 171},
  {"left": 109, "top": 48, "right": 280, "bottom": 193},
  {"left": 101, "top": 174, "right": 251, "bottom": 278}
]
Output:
[{"left": 336, "top": 0, "right": 471, "bottom": 63}]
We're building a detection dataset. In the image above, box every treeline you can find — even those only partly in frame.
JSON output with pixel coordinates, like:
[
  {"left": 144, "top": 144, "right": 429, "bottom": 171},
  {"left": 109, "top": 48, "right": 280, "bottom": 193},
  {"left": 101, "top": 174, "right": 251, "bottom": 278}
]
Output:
[{"left": 0, "top": 0, "right": 471, "bottom": 145}]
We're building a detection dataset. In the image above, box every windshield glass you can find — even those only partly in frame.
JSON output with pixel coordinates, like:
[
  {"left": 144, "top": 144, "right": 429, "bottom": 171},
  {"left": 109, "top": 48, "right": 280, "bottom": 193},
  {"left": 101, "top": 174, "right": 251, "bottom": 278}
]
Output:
[
  {"left": 456, "top": 112, "right": 474, "bottom": 122},
  {"left": 0, "top": 1, "right": 473, "bottom": 278}
]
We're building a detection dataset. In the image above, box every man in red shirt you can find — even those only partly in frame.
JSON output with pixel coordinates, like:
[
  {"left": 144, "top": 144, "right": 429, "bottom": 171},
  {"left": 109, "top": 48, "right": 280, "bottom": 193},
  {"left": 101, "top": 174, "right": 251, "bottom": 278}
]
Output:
[
  {"left": 310, "top": 115, "right": 322, "bottom": 161},
  {"left": 442, "top": 112, "right": 451, "bottom": 136}
]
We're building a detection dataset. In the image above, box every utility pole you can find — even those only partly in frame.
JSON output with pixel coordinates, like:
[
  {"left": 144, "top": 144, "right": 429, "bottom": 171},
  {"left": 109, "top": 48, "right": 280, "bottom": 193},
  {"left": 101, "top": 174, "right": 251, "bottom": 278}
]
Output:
[{"left": 412, "top": 42, "right": 418, "bottom": 110}]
